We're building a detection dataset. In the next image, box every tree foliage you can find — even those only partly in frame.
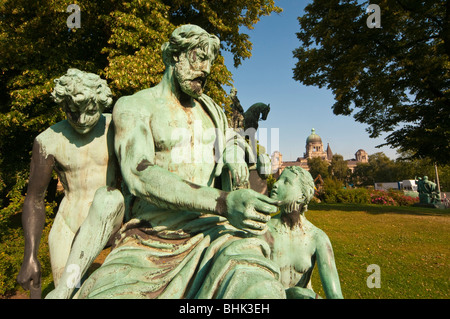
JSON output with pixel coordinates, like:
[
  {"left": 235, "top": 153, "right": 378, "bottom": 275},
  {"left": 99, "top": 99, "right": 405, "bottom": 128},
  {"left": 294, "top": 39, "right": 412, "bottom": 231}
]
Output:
[
  {"left": 293, "top": 0, "right": 450, "bottom": 164},
  {"left": 0, "top": 0, "right": 281, "bottom": 295},
  {"left": 329, "top": 154, "right": 351, "bottom": 182},
  {"left": 366, "top": 152, "right": 397, "bottom": 183},
  {"left": 307, "top": 156, "right": 329, "bottom": 179}
]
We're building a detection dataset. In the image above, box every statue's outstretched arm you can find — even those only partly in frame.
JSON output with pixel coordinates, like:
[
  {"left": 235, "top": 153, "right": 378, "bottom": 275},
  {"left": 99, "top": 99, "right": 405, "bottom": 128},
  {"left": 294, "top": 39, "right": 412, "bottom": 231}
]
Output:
[
  {"left": 17, "top": 139, "right": 54, "bottom": 292},
  {"left": 315, "top": 231, "right": 344, "bottom": 299}
]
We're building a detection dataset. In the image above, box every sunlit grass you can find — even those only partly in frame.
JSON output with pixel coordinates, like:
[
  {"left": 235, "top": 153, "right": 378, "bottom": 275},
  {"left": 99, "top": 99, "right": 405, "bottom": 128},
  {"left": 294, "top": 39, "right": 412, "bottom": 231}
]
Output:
[{"left": 307, "top": 203, "right": 450, "bottom": 299}]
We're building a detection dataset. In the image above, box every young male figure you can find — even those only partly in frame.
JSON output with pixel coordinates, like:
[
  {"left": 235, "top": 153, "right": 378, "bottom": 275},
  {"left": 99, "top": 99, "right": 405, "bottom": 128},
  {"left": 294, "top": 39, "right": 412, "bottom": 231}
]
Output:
[
  {"left": 17, "top": 69, "right": 124, "bottom": 298},
  {"left": 263, "top": 166, "right": 343, "bottom": 299}
]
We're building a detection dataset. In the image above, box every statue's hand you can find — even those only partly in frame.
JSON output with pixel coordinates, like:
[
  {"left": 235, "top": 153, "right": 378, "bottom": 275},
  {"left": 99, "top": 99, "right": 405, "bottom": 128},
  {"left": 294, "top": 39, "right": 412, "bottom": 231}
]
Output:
[
  {"left": 225, "top": 189, "right": 280, "bottom": 235},
  {"left": 225, "top": 161, "right": 249, "bottom": 188},
  {"left": 221, "top": 143, "right": 250, "bottom": 187},
  {"left": 17, "top": 256, "right": 41, "bottom": 291}
]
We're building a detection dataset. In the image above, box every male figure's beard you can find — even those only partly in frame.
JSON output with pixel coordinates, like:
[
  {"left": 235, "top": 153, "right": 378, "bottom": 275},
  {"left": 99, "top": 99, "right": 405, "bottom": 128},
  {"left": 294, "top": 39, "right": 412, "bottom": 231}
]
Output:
[
  {"left": 179, "top": 78, "right": 204, "bottom": 99},
  {"left": 174, "top": 63, "right": 206, "bottom": 99}
]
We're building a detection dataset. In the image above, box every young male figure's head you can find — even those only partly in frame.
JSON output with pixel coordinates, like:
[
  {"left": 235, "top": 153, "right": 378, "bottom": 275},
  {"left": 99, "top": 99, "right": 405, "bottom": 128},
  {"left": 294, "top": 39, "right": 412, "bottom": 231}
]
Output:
[
  {"left": 161, "top": 24, "right": 220, "bottom": 99},
  {"left": 270, "top": 166, "right": 315, "bottom": 215},
  {"left": 51, "top": 68, "right": 113, "bottom": 134}
]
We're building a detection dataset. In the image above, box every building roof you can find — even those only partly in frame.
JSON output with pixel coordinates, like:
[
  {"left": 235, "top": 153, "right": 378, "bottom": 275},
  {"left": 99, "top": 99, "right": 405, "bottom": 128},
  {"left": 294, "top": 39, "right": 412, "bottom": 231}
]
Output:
[
  {"left": 326, "top": 143, "right": 333, "bottom": 160},
  {"left": 306, "top": 128, "right": 322, "bottom": 144}
]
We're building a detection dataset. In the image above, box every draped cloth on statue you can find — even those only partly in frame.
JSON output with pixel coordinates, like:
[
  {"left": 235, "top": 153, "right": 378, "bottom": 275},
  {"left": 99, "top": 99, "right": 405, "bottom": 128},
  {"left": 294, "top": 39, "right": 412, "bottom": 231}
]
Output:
[{"left": 76, "top": 218, "right": 285, "bottom": 299}]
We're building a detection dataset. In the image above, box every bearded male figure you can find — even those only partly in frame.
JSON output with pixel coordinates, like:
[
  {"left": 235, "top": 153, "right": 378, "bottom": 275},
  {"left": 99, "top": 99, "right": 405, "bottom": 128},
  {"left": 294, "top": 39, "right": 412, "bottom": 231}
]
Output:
[{"left": 76, "top": 25, "right": 285, "bottom": 299}]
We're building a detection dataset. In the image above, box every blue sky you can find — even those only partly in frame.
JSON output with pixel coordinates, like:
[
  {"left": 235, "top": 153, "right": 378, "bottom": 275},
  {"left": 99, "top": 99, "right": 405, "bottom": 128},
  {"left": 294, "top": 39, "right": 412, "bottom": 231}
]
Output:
[{"left": 221, "top": 0, "right": 398, "bottom": 162}]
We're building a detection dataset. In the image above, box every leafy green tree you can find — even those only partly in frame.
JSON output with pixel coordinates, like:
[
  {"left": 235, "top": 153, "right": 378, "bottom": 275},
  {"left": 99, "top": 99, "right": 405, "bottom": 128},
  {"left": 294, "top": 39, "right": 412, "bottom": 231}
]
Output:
[
  {"left": 351, "top": 153, "right": 396, "bottom": 186},
  {"left": 367, "top": 152, "right": 396, "bottom": 182},
  {"left": 351, "top": 162, "right": 373, "bottom": 187},
  {"left": 0, "top": 0, "right": 281, "bottom": 295},
  {"left": 435, "top": 164, "right": 450, "bottom": 192},
  {"left": 293, "top": 0, "right": 449, "bottom": 164},
  {"left": 307, "top": 156, "right": 329, "bottom": 179},
  {"left": 329, "top": 154, "right": 350, "bottom": 182}
]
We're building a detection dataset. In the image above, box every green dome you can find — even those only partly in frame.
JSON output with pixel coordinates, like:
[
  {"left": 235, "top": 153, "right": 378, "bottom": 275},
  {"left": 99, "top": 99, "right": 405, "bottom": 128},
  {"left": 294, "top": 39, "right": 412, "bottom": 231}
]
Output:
[{"left": 306, "top": 128, "right": 322, "bottom": 144}]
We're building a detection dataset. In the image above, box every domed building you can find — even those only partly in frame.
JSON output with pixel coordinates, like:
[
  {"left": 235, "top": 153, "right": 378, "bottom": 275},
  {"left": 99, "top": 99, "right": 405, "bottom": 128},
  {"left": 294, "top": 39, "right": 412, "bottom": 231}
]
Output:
[
  {"left": 355, "top": 149, "right": 368, "bottom": 162},
  {"left": 271, "top": 128, "right": 368, "bottom": 176},
  {"left": 304, "top": 128, "right": 333, "bottom": 161}
]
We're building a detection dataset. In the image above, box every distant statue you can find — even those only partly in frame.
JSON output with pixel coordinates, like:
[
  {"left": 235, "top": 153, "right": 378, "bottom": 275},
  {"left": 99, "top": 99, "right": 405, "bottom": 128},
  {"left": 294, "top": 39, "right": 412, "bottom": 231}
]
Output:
[
  {"left": 228, "top": 87, "right": 245, "bottom": 130},
  {"left": 18, "top": 69, "right": 125, "bottom": 299},
  {"left": 72, "top": 25, "right": 285, "bottom": 299},
  {"left": 416, "top": 176, "right": 440, "bottom": 204},
  {"left": 228, "top": 89, "right": 270, "bottom": 133},
  {"left": 241, "top": 102, "right": 271, "bottom": 178},
  {"left": 244, "top": 102, "right": 270, "bottom": 132},
  {"left": 227, "top": 91, "right": 271, "bottom": 181},
  {"left": 261, "top": 166, "right": 343, "bottom": 299}
]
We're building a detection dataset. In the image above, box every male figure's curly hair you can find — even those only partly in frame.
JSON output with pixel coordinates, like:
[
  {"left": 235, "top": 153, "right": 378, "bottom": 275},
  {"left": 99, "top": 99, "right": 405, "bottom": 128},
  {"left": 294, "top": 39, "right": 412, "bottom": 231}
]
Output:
[
  {"left": 161, "top": 24, "right": 220, "bottom": 67},
  {"left": 51, "top": 68, "right": 113, "bottom": 111}
]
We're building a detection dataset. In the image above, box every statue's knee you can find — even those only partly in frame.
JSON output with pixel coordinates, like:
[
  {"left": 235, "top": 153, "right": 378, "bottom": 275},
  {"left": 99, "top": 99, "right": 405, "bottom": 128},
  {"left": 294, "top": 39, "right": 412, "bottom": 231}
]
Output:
[{"left": 91, "top": 186, "right": 124, "bottom": 220}]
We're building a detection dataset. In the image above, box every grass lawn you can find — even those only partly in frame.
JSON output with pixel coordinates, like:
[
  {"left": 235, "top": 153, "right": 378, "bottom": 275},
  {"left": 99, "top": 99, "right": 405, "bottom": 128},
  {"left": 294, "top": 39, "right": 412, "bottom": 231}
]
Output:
[{"left": 307, "top": 203, "right": 450, "bottom": 299}]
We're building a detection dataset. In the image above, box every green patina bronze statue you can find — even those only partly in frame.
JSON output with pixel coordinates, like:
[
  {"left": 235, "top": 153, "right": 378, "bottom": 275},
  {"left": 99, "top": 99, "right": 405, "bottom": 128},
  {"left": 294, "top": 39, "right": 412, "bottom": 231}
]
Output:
[
  {"left": 72, "top": 24, "right": 285, "bottom": 299},
  {"left": 416, "top": 176, "right": 441, "bottom": 205},
  {"left": 228, "top": 87, "right": 270, "bottom": 134},
  {"left": 228, "top": 87, "right": 272, "bottom": 182},
  {"left": 263, "top": 166, "right": 343, "bottom": 299},
  {"left": 29, "top": 25, "right": 342, "bottom": 300},
  {"left": 229, "top": 87, "right": 245, "bottom": 130},
  {"left": 17, "top": 69, "right": 125, "bottom": 299},
  {"left": 244, "top": 102, "right": 270, "bottom": 133}
]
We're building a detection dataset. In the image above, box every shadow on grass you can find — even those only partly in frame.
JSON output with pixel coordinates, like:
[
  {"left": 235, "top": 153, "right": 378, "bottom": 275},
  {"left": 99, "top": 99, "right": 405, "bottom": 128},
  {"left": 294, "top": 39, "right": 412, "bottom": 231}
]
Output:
[{"left": 308, "top": 202, "right": 450, "bottom": 217}]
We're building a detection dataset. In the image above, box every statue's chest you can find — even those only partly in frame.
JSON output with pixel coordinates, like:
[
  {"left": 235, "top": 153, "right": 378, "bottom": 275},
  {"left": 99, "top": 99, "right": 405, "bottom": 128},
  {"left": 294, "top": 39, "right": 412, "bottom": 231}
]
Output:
[
  {"left": 53, "top": 134, "right": 111, "bottom": 172},
  {"left": 268, "top": 226, "right": 315, "bottom": 288},
  {"left": 151, "top": 104, "right": 217, "bottom": 153}
]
